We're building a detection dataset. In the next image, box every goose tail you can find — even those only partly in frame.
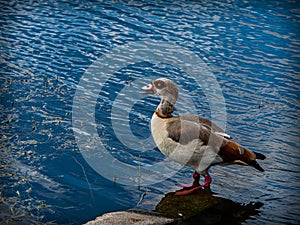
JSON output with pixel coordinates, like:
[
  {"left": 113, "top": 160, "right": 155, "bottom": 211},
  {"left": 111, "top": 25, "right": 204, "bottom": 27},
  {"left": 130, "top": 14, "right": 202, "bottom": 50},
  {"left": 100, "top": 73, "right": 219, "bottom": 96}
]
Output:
[
  {"left": 248, "top": 160, "right": 265, "bottom": 172},
  {"left": 254, "top": 151, "right": 266, "bottom": 160}
]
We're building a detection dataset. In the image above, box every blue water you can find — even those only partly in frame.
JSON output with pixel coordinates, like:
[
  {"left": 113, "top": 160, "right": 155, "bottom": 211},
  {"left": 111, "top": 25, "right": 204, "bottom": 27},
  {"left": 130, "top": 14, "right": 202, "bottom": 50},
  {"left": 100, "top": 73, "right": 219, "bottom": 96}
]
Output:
[{"left": 1, "top": 0, "right": 299, "bottom": 224}]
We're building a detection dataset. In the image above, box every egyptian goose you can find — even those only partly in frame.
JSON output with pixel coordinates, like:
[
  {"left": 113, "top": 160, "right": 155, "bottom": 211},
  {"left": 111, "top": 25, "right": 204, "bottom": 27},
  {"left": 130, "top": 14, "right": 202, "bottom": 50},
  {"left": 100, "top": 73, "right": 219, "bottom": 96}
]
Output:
[{"left": 142, "top": 78, "right": 266, "bottom": 195}]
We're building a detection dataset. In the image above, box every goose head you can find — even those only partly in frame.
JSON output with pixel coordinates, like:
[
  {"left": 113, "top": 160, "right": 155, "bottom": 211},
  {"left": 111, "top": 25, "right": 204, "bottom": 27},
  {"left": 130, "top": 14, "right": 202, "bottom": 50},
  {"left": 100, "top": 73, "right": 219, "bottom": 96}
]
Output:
[{"left": 142, "top": 78, "right": 179, "bottom": 105}]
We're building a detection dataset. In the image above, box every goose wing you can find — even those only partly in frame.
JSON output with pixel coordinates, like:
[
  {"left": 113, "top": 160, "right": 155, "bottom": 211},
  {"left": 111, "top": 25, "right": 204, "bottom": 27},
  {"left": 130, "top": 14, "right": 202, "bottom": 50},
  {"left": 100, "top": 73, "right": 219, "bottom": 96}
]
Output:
[
  {"left": 166, "top": 116, "right": 226, "bottom": 147},
  {"left": 179, "top": 114, "right": 232, "bottom": 139}
]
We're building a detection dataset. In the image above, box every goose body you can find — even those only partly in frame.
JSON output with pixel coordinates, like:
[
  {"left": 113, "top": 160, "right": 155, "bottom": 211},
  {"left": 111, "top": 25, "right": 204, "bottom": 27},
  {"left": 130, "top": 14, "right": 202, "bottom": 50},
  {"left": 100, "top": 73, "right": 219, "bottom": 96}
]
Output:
[
  {"left": 151, "top": 112, "right": 224, "bottom": 171},
  {"left": 142, "top": 78, "right": 266, "bottom": 195}
]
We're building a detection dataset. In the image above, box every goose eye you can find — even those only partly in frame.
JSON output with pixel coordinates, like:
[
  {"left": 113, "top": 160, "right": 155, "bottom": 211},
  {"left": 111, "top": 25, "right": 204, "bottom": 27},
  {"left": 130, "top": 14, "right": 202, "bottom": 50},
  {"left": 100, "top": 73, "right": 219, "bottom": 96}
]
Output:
[{"left": 155, "top": 80, "right": 166, "bottom": 89}]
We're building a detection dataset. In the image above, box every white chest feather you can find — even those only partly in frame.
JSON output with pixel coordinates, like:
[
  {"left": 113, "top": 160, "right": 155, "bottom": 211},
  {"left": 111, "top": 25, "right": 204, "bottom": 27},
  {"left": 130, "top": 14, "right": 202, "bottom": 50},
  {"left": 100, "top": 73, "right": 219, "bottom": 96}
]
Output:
[
  {"left": 151, "top": 113, "right": 168, "bottom": 148},
  {"left": 151, "top": 113, "right": 199, "bottom": 164}
]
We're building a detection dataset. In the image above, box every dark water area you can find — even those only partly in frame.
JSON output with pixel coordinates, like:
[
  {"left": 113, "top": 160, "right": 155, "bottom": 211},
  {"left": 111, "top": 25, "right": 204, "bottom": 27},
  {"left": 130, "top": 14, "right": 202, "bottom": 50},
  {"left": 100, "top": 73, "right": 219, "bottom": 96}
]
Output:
[{"left": 1, "top": 0, "right": 299, "bottom": 224}]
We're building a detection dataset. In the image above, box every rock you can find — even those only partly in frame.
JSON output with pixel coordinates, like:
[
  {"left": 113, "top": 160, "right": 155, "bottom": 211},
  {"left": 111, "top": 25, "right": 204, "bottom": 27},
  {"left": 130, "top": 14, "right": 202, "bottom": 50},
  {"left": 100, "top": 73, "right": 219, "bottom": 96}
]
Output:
[
  {"left": 84, "top": 189, "right": 263, "bottom": 225},
  {"left": 83, "top": 211, "right": 176, "bottom": 225},
  {"left": 155, "top": 188, "right": 263, "bottom": 224}
]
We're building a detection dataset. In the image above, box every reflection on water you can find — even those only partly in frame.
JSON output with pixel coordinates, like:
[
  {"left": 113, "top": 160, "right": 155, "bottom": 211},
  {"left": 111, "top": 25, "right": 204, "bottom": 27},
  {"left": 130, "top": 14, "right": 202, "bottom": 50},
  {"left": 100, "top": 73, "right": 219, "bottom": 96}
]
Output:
[
  {"left": 155, "top": 189, "right": 263, "bottom": 225},
  {"left": 1, "top": 0, "right": 299, "bottom": 224}
]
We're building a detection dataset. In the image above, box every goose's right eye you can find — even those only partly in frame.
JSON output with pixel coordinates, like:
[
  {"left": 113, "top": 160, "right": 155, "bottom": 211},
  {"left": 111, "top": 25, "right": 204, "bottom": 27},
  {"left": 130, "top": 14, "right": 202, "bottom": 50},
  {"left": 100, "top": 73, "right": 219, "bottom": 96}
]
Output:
[{"left": 155, "top": 80, "right": 166, "bottom": 89}]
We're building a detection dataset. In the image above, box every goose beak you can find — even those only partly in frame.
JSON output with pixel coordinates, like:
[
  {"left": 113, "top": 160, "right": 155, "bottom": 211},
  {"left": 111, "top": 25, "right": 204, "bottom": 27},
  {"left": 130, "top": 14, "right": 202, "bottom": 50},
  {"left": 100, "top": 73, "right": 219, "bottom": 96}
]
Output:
[{"left": 141, "top": 81, "right": 156, "bottom": 94}]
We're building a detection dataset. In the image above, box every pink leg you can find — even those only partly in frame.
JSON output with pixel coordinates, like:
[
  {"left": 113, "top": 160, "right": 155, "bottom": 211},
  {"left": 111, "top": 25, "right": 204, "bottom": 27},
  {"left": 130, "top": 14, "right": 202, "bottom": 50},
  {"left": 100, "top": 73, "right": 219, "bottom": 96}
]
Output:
[
  {"left": 175, "top": 173, "right": 212, "bottom": 196},
  {"left": 193, "top": 171, "right": 200, "bottom": 179},
  {"left": 179, "top": 171, "right": 200, "bottom": 189}
]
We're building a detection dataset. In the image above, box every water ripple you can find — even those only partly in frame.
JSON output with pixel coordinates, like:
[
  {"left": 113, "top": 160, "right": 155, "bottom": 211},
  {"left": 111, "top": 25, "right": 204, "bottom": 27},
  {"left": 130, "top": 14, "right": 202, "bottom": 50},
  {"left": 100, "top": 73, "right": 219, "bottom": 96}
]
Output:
[{"left": 1, "top": 0, "right": 299, "bottom": 224}]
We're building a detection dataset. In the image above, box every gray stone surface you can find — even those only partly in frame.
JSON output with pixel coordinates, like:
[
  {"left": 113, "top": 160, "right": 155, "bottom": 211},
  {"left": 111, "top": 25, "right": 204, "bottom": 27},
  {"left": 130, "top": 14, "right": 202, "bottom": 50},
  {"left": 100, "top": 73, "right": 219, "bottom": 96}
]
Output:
[{"left": 83, "top": 211, "right": 175, "bottom": 225}]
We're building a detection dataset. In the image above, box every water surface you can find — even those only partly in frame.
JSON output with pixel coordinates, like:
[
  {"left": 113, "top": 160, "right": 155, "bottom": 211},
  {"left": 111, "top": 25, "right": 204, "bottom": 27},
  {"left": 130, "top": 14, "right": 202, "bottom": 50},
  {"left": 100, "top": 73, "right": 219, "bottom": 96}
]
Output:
[{"left": 1, "top": 0, "right": 299, "bottom": 224}]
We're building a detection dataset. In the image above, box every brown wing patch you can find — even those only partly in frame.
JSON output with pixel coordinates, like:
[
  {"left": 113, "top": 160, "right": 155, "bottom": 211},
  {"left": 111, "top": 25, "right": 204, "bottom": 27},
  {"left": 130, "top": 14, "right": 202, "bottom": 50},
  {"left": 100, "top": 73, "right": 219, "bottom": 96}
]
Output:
[
  {"left": 167, "top": 118, "right": 206, "bottom": 145},
  {"left": 166, "top": 117, "right": 225, "bottom": 147},
  {"left": 179, "top": 114, "right": 225, "bottom": 133},
  {"left": 219, "top": 141, "right": 256, "bottom": 163}
]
